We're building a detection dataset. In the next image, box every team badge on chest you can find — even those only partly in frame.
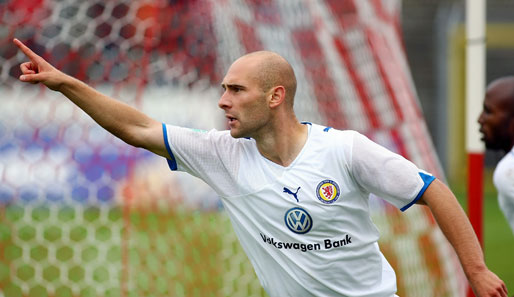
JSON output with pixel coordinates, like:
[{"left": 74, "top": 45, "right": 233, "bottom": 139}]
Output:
[{"left": 316, "top": 180, "right": 340, "bottom": 204}]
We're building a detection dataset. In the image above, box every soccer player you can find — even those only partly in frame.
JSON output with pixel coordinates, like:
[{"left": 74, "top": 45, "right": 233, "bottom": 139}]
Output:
[
  {"left": 479, "top": 76, "right": 514, "bottom": 235},
  {"left": 14, "top": 38, "right": 508, "bottom": 297}
]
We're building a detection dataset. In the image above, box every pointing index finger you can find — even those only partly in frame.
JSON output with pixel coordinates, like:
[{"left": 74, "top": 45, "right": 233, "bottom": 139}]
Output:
[{"left": 13, "top": 38, "right": 43, "bottom": 62}]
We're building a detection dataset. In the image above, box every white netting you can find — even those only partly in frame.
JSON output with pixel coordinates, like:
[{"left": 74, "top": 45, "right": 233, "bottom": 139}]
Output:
[{"left": 0, "top": 0, "right": 466, "bottom": 296}]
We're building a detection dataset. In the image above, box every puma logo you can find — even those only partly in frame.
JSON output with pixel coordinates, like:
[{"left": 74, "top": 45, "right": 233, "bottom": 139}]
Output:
[{"left": 283, "top": 186, "right": 301, "bottom": 202}]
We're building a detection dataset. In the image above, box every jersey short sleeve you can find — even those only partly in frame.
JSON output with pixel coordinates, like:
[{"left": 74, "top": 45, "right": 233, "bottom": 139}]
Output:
[
  {"left": 493, "top": 150, "right": 514, "bottom": 232},
  {"left": 493, "top": 151, "right": 514, "bottom": 198},
  {"left": 349, "top": 131, "right": 434, "bottom": 211},
  {"left": 161, "top": 123, "right": 241, "bottom": 197},
  {"left": 495, "top": 169, "right": 514, "bottom": 202}
]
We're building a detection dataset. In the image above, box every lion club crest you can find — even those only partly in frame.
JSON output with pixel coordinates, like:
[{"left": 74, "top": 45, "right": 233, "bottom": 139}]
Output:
[{"left": 316, "top": 180, "right": 340, "bottom": 204}]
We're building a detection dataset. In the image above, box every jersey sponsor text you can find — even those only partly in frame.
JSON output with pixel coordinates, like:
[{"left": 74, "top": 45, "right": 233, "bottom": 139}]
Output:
[{"left": 260, "top": 232, "right": 352, "bottom": 252}]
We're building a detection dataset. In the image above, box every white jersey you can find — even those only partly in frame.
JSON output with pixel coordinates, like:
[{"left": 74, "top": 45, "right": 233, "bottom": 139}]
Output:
[
  {"left": 162, "top": 122, "right": 434, "bottom": 297},
  {"left": 493, "top": 148, "right": 514, "bottom": 234}
]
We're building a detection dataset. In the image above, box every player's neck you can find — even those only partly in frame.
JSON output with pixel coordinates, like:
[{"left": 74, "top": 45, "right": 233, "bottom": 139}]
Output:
[
  {"left": 254, "top": 119, "right": 308, "bottom": 167},
  {"left": 504, "top": 143, "right": 514, "bottom": 153},
  {"left": 501, "top": 136, "right": 514, "bottom": 153}
]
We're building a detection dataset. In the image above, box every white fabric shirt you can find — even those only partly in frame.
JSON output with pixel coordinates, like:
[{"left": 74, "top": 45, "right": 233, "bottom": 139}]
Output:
[
  {"left": 493, "top": 148, "right": 514, "bottom": 234},
  {"left": 162, "top": 122, "right": 434, "bottom": 297}
]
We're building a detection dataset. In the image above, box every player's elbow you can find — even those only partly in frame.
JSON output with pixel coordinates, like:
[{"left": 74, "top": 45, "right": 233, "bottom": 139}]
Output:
[
  {"left": 112, "top": 128, "right": 144, "bottom": 148},
  {"left": 125, "top": 122, "right": 164, "bottom": 154},
  {"left": 125, "top": 135, "right": 146, "bottom": 149},
  {"left": 122, "top": 128, "right": 151, "bottom": 149},
  {"left": 415, "top": 197, "right": 427, "bottom": 206}
]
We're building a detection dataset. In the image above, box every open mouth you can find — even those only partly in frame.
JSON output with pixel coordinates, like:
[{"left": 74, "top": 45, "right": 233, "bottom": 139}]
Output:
[
  {"left": 226, "top": 115, "right": 237, "bottom": 124},
  {"left": 478, "top": 129, "right": 487, "bottom": 141}
]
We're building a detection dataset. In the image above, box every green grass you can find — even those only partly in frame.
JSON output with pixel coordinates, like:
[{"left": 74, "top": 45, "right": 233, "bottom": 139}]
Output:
[
  {"left": 1, "top": 181, "right": 512, "bottom": 295},
  {"left": 450, "top": 171, "right": 514, "bottom": 290}
]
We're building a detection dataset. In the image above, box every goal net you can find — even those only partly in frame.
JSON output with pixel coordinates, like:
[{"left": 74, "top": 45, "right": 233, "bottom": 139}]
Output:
[{"left": 0, "top": 0, "right": 467, "bottom": 296}]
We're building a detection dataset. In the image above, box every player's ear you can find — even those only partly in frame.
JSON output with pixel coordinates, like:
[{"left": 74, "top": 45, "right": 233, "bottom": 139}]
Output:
[{"left": 269, "top": 86, "right": 286, "bottom": 108}]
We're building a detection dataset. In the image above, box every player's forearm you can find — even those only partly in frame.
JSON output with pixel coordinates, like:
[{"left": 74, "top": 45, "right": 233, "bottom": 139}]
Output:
[
  {"left": 422, "top": 180, "right": 487, "bottom": 280},
  {"left": 58, "top": 75, "right": 156, "bottom": 148}
]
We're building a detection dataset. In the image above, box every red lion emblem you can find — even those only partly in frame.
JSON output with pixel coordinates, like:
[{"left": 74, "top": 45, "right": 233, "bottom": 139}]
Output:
[{"left": 322, "top": 185, "right": 333, "bottom": 198}]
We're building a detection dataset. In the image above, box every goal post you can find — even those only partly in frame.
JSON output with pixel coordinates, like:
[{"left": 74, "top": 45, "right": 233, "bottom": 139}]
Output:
[
  {"left": 465, "top": 0, "right": 486, "bottom": 246},
  {"left": 465, "top": 1, "right": 486, "bottom": 295}
]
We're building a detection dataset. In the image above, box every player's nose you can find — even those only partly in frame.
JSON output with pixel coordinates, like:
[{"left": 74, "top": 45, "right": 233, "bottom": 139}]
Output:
[
  {"left": 218, "top": 91, "right": 231, "bottom": 109},
  {"left": 477, "top": 111, "right": 485, "bottom": 125}
]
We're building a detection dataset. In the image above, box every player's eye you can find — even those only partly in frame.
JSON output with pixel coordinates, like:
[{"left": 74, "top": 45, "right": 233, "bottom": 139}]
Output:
[{"left": 228, "top": 85, "right": 243, "bottom": 93}]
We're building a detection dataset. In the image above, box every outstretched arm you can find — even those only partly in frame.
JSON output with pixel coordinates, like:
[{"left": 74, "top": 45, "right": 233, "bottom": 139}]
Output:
[
  {"left": 420, "top": 179, "right": 508, "bottom": 297},
  {"left": 13, "top": 38, "right": 168, "bottom": 158}
]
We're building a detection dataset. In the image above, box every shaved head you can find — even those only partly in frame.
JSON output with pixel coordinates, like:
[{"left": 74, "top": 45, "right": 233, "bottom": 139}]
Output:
[
  {"left": 235, "top": 51, "right": 297, "bottom": 106},
  {"left": 487, "top": 76, "right": 514, "bottom": 115},
  {"left": 479, "top": 76, "right": 514, "bottom": 152}
]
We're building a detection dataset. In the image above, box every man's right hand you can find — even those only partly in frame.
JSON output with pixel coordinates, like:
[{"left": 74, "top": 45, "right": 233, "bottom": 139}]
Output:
[
  {"left": 14, "top": 38, "right": 168, "bottom": 159},
  {"left": 14, "top": 38, "right": 68, "bottom": 91}
]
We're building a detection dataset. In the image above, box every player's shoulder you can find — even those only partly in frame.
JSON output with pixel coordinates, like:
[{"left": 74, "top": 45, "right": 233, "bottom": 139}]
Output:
[
  {"left": 304, "top": 123, "right": 364, "bottom": 163},
  {"left": 209, "top": 129, "right": 256, "bottom": 148},
  {"left": 306, "top": 122, "right": 360, "bottom": 142},
  {"left": 494, "top": 150, "right": 514, "bottom": 190},
  {"left": 497, "top": 149, "right": 514, "bottom": 169},
  {"left": 166, "top": 125, "right": 250, "bottom": 147},
  {"left": 507, "top": 149, "right": 514, "bottom": 163}
]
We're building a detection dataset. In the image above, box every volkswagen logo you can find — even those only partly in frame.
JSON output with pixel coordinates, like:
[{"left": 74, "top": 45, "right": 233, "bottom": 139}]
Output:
[{"left": 284, "top": 207, "right": 313, "bottom": 234}]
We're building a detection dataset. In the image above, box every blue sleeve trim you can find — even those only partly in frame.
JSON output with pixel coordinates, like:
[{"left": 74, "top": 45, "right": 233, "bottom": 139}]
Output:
[
  {"left": 162, "top": 123, "right": 178, "bottom": 171},
  {"left": 400, "top": 172, "right": 435, "bottom": 212},
  {"left": 323, "top": 127, "right": 332, "bottom": 132},
  {"left": 301, "top": 121, "right": 312, "bottom": 125}
]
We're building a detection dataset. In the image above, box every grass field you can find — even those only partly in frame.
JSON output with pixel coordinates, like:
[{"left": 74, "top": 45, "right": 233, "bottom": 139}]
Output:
[
  {"left": 1, "top": 171, "right": 512, "bottom": 296},
  {"left": 451, "top": 170, "right": 514, "bottom": 290},
  {"left": 0, "top": 205, "right": 263, "bottom": 297}
]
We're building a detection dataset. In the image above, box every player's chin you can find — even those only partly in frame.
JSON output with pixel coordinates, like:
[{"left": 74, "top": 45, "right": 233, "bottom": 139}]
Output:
[
  {"left": 479, "top": 134, "right": 490, "bottom": 145},
  {"left": 229, "top": 128, "right": 245, "bottom": 139},
  {"left": 484, "top": 140, "right": 500, "bottom": 150},
  {"left": 231, "top": 128, "right": 253, "bottom": 139}
]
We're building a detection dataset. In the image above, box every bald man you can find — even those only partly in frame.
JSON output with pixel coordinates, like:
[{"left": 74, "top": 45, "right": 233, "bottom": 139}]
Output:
[
  {"left": 14, "top": 39, "right": 507, "bottom": 297},
  {"left": 479, "top": 76, "right": 514, "bottom": 235}
]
